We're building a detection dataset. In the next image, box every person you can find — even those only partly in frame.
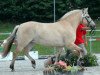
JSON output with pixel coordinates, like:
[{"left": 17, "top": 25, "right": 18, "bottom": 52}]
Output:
[{"left": 75, "top": 23, "right": 90, "bottom": 56}]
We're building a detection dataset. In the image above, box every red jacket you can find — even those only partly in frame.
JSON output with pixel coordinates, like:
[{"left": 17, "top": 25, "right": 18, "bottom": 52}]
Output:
[{"left": 75, "top": 24, "right": 86, "bottom": 45}]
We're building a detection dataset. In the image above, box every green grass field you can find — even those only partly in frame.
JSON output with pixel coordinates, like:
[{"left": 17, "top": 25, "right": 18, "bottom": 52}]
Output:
[{"left": 0, "top": 20, "right": 100, "bottom": 55}]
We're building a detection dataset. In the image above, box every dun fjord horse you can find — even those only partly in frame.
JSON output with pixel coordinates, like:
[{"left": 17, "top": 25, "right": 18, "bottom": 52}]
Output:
[{"left": 1, "top": 8, "right": 95, "bottom": 71}]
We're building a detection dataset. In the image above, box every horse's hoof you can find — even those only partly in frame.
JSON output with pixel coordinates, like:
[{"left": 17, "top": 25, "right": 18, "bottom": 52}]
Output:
[
  {"left": 10, "top": 65, "right": 15, "bottom": 72},
  {"left": 31, "top": 61, "right": 36, "bottom": 69},
  {"left": 32, "top": 64, "right": 36, "bottom": 69},
  {"left": 11, "top": 69, "right": 15, "bottom": 72}
]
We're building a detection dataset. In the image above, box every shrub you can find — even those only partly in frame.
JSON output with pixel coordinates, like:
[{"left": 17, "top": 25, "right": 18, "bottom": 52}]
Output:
[
  {"left": 59, "top": 51, "right": 98, "bottom": 67},
  {"left": 82, "top": 53, "right": 98, "bottom": 66}
]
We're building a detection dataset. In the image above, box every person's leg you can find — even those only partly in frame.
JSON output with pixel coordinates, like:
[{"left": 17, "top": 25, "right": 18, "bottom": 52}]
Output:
[
  {"left": 78, "top": 43, "right": 87, "bottom": 56},
  {"left": 77, "top": 43, "right": 87, "bottom": 66}
]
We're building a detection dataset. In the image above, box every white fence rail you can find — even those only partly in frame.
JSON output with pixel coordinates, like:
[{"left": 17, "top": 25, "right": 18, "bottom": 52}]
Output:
[{"left": 0, "top": 33, "right": 11, "bottom": 35}]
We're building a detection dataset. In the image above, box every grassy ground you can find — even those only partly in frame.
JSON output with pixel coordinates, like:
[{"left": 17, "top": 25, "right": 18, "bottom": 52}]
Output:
[{"left": 0, "top": 20, "right": 100, "bottom": 55}]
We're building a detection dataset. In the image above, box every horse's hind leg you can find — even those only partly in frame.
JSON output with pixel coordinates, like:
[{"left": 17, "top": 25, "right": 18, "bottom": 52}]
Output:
[
  {"left": 10, "top": 47, "right": 21, "bottom": 71},
  {"left": 23, "top": 42, "right": 36, "bottom": 69}
]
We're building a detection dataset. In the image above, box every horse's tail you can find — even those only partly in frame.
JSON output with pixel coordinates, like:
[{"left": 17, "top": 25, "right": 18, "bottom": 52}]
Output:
[{"left": 1, "top": 25, "right": 19, "bottom": 58}]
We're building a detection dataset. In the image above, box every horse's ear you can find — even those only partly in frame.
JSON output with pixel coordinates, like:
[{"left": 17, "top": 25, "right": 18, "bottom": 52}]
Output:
[
  {"left": 82, "top": 8, "right": 85, "bottom": 13},
  {"left": 85, "top": 8, "right": 88, "bottom": 12},
  {"left": 82, "top": 8, "right": 88, "bottom": 13}
]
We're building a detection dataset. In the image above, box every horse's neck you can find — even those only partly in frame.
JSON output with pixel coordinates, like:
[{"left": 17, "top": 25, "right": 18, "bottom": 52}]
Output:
[{"left": 66, "top": 13, "right": 81, "bottom": 31}]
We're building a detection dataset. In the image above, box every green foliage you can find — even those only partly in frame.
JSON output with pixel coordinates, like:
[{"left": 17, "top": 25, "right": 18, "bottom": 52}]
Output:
[
  {"left": 82, "top": 53, "right": 98, "bottom": 66},
  {"left": 59, "top": 51, "right": 78, "bottom": 66},
  {"left": 0, "top": 0, "right": 99, "bottom": 22},
  {"left": 59, "top": 51, "right": 98, "bottom": 67},
  {"left": 0, "top": 0, "right": 54, "bottom": 22}
]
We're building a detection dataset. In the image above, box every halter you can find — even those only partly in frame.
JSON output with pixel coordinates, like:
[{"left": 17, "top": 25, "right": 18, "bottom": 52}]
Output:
[
  {"left": 82, "top": 14, "right": 92, "bottom": 27},
  {"left": 82, "top": 14, "right": 95, "bottom": 36}
]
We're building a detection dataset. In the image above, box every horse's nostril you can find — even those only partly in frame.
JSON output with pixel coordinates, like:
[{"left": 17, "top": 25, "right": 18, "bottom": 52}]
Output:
[
  {"left": 90, "top": 25, "right": 96, "bottom": 30},
  {"left": 93, "top": 25, "right": 96, "bottom": 29},
  {"left": 94, "top": 26, "right": 96, "bottom": 28}
]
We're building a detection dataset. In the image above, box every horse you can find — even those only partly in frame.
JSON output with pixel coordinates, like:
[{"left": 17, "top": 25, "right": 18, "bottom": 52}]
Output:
[{"left": 1, "top": 8, "right": 95, "bottom": 71}]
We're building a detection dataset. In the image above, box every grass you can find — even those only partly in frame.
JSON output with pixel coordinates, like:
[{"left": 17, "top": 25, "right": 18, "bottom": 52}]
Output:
[{"left": 0, "top": 20, "right": 100, "bottom": 55}]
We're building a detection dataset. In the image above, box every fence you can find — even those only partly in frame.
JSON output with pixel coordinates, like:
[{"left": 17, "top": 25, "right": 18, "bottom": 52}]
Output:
[
  {"left": 0, "top": 30, "right": 100, "bottom": 55},
  {"left": 87, "top": 30, "right": 100, "bottom": 53}
]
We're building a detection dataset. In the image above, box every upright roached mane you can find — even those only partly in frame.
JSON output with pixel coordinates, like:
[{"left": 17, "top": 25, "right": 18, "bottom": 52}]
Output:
[
  {"left": 60, "top": 10, "right": 81, "bottom": 20},
  {"left": 1, "top": 8, "right": 95, "bottom": 71}
]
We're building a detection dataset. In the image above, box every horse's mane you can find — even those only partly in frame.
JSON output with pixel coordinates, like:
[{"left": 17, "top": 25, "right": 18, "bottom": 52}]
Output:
[{"left": 59, "top": 9, "right": 82, "bottom": 21}]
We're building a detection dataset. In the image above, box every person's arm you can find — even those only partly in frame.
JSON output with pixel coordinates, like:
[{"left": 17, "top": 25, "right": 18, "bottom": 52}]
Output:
[
  {"left": 82, "top": 26, "right": 89, "bottom": 46},
  {"left": 81, "top": 27, "right": 90, "bottom": 30}
]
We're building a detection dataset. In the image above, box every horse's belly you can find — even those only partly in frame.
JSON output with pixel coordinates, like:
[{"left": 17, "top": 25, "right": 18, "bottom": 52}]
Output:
[{"left": 34, "top": 37, "right": 64, "bottom": 46}]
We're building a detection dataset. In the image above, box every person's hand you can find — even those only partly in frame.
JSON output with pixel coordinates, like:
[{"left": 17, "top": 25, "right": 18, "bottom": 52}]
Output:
[{"left": 85, "top": 41, "right": 88, "bottom": 46}]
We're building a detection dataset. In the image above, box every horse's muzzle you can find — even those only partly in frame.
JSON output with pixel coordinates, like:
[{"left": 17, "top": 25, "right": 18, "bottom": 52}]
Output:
[
  {"left": 90, "top": 25, "right": 96, "bottom": 30},
  {"left": 89, "top": 25, "right": 96, "bottom": 35}
]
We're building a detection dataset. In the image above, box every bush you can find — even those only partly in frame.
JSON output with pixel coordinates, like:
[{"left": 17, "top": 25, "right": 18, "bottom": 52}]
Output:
[
  {"left": 59, "top": 51, "right": 98, "bottom": 67},
  {"left": 82, "top": 53, "right": 98, "bottom": 66}
]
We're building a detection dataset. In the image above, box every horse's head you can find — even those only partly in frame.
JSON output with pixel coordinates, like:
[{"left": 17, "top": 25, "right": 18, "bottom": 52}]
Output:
[{"left": 81, "top": 8, "right": 96, "bottom": 34}]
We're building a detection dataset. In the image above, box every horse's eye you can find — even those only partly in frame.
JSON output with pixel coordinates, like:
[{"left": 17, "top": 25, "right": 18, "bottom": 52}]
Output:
[{"left": 86, "top": 16, "right": 90, "bottom": 18}]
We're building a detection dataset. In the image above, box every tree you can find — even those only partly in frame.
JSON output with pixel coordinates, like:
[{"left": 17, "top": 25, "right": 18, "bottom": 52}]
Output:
[{"left": 0, "top": 0, "right": 99, "bottom": 22}]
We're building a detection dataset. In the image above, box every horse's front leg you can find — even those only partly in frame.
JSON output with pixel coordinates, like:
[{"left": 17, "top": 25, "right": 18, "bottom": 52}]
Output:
[
  {"left": 66, "top": 43, "right": 83, "bottom": 66},
  {"left": 55, "top": 47, "right": 65, "bottom": 62}
]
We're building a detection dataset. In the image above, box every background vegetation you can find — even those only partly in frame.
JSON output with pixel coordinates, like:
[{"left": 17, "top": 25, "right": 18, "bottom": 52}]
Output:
[{"left": 0, "top": 0, "right": 100, "bottom": 22}]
